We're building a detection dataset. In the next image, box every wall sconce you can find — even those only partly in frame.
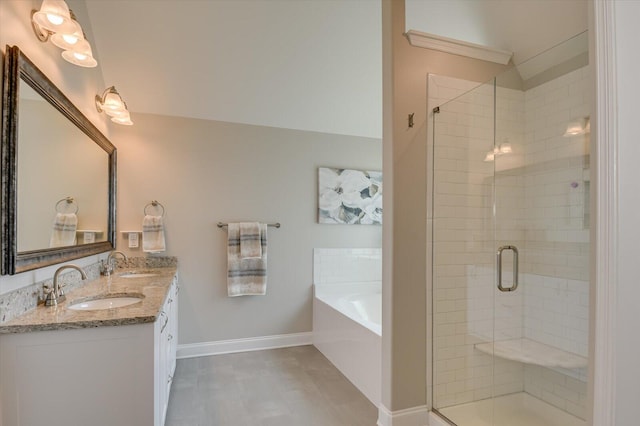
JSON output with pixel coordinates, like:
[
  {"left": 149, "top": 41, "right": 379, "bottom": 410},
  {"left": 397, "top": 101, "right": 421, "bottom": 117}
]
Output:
[
  {"left": 563, "top": 117, "right": 590, "bottom": 137},
  {"left": 31, "top": 0, "right": 97, "bottom": 68},
  {"left": 95, "top": 86, "right": 133, "bottom": 125},
  {"left": 484, "top": 141, "right": 512, "bottom": 162}
]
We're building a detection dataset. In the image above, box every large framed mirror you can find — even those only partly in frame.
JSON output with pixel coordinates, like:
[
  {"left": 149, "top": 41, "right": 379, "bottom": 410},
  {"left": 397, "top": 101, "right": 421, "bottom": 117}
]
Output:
[{"left": 1, "top": 45, "right": 116, "bottom": 275}]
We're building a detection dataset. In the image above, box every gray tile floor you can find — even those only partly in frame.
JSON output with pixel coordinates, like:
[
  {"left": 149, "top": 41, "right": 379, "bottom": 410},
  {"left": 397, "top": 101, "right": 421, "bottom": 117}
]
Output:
[{"left": 166, "top": 345, "right": 378, "bottom": 426}]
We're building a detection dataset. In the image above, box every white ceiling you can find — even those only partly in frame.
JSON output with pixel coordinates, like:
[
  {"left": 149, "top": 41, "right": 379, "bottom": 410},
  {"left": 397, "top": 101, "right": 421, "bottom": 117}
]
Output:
[
  {"left": 85, "top": 0, "right": 587, "bottom": 139},
  {"left": 406, "top": 0, "right": 588, "bottom": 65},
  {"left": 85, "top": 0, "right": 382, "bottom": 139}
]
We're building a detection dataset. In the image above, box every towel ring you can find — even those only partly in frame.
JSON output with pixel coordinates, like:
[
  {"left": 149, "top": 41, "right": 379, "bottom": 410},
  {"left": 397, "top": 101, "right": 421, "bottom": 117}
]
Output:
[
  {"left": 144, "top": 200, "right": 165, "bottom": 217},
  {"left": 55, "top": 197, "right": 78, "bottom": 214}
]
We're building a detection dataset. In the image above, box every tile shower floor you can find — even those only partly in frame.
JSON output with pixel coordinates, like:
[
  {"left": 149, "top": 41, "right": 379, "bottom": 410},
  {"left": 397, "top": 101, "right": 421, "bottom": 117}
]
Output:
[
  {"left": 166, "top": 345, "right": 377, "bottom": 426},
  {"left": 438, "top": 392, "right": 586, "bottom": 426}
]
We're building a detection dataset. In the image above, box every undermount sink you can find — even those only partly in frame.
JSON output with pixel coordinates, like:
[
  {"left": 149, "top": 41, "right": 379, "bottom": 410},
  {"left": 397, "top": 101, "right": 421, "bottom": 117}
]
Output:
[
  {"left": 68, "top": 294, "right": 144, "bottom": 311},
  {"left": 119, "top": 271, "right": 159, "bottom": 278}
]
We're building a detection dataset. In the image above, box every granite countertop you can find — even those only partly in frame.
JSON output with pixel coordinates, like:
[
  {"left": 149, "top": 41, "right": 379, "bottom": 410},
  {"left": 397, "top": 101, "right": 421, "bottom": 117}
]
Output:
[{"left": 0, "top": 266, "right": 177, "bottom": 334}]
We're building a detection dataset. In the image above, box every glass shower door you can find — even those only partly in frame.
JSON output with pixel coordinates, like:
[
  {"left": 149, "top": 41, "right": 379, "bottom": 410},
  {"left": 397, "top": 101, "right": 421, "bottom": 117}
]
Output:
[{"left": 431, "top": 79, "right": 498, "bottom": 425}]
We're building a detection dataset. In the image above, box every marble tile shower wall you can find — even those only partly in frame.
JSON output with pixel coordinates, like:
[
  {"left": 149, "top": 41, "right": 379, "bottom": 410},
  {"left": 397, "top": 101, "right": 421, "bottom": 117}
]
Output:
[{"left": 313, "top": 248, "right": 381, "bottom": 286}]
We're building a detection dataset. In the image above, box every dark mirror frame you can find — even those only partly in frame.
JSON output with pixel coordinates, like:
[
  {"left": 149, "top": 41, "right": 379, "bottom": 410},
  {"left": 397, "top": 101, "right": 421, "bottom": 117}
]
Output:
[{"left": 1, "top": 45, "right": 116, "bottom": 275}]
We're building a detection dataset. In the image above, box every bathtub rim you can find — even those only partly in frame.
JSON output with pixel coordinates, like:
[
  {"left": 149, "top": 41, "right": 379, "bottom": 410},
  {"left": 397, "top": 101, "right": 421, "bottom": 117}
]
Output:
[{"left": 313, "top": 282, "right": 382, "bottom": 336}]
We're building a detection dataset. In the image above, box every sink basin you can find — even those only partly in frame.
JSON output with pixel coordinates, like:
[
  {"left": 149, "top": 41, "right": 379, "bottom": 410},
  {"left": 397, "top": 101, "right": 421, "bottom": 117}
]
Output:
[
  {"left": 119, "top": 271, "right": 159, "bottom": 278},
  {"left": 68, "top": 294, "right": 144, "bottom": 311}
]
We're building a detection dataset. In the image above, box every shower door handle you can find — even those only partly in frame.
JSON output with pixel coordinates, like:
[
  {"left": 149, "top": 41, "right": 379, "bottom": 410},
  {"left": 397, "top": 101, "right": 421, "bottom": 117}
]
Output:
[{"left": 497, "top": 245, "right": 519, "bottom": 292}]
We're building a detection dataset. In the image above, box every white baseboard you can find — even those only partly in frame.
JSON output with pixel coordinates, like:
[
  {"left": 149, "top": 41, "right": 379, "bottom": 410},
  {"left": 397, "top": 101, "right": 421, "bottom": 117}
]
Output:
[
  {"left": 377, "top": 404, "right": 429, "bottom": 426},
  {"left": 176, "top": 332, "right": 313, "bottom": 359}
]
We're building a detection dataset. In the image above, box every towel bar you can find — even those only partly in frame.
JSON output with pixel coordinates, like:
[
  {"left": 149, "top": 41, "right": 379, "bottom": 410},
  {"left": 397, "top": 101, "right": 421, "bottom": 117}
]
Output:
[
  {"left": 144, "top": 200, "right": 165, "bottom": 217},
  {"left": 217, "top": 222, "right": 280, "bottom": 229},
  {"left": 55, "top": 197, "right": 78, "bottom": 214}
]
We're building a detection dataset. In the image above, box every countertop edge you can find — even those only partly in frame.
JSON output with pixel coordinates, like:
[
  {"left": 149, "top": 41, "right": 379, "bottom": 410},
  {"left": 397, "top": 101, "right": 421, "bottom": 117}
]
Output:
[
  {"left": 0, "top": 315, "right": 157, "bottom": 334},
  {"left": 0, "top": 266, "right": 177, "bottom": 335}
]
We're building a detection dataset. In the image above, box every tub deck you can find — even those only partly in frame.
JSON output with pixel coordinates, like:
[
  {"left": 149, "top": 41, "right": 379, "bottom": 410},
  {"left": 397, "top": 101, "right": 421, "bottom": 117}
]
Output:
[{"left": 312, "top": 283, "right": 381, "bottom": 406}]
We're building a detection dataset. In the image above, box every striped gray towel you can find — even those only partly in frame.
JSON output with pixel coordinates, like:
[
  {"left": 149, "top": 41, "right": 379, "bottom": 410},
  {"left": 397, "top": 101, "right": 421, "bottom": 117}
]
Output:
[
  {"left": 239, "top": 222, "right": 262, "bottom": 258},
  {"left": 142, "top": 215, "right": 166, "bottom": 253},
  {"left": 227, "top": 223, "right": 268, "bottom": 296}
]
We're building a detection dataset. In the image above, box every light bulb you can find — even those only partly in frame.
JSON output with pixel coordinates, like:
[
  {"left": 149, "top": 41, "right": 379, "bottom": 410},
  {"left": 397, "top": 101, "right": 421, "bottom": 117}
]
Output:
[
  {"left": 104, "top": 108, "right": 127, "bottom": 118},
  {"left": 50, "top": 18, "right": 83, "bottom": 50},
  {"left": 47, "top": 13, "right": 64, "bottom": 25},
  {"left": 111, "top": 110, "right": 133, "bottom": 125},
  {"left": 563, "top": 117, "right": 589, "bottom": 137},
  {"left": 61, "top": 38, "right": 97, "bottom": 67},
  {"left": 62, "top": 34, "right": 79, "bottom": 44},
  {"left": 565, "top": 125, "right": 582, "bottom": 136},
  {"left": 499, "top": 143, "right": 512, "bottom": 154}
]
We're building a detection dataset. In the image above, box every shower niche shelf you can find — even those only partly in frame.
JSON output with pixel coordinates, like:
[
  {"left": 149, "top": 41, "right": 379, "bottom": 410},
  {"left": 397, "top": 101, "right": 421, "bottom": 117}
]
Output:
[{"left": 474, "top": 338, "right": 587, "bottom": 369}]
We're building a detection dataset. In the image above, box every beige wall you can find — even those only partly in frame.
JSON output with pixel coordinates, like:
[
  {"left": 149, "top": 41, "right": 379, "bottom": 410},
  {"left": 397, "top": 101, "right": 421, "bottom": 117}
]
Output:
[
  {"left": 382, "top": 0, "right": 509, "bottom": 412},
  {"left": 112, "top": 113, "right": 381, "bottom": 343}
]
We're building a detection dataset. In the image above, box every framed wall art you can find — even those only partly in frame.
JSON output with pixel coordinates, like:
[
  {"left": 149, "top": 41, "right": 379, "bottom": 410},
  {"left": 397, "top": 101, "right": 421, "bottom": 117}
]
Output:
[{"left": 318, "top": 167, "right": 382, "bottom": 225}]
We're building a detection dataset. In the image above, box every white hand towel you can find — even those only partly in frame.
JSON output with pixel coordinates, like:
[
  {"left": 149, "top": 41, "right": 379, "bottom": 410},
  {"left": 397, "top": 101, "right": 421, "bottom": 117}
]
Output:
[
  {"left": 239, "top": 222, "right": 262, "bottom": 259},
  {"left": 227, "top": 223, "right": 267, "bottom": 296},
  {"left": 49, "top": 213, "right": 77, "bottom": 247},
  {"left": 142, "top": 215, "right": 166, "bottom": 253}
]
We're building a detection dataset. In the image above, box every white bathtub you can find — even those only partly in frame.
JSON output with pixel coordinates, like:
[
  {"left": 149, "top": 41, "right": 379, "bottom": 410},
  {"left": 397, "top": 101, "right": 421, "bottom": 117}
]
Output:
[{"left": 312, "top": 282, "right": 381, "bottom": 406}]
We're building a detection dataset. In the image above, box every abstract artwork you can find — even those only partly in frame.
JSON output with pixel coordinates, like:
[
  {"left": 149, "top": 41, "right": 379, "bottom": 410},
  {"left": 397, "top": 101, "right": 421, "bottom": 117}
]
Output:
[{"left": 318, "top": 167, "right": 382, "bottom": 225}]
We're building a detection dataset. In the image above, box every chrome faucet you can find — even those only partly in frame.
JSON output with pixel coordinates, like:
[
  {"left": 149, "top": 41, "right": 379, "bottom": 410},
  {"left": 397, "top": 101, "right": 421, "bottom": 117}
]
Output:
[
  {"left": 101, "top": 251, "right": 128, "bottom": 275},
  {"left": 108, "top": 250, "right": 128, "bottom": 267},
  {"left": 45, "top": 264, "right": 87, "bottom": 307}
]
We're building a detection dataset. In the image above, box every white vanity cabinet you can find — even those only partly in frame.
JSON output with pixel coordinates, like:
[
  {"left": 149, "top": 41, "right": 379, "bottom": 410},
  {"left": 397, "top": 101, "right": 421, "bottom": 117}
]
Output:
[
  {"left": 156, "top": 275, "right": 179, "bottom": 425},
  {"left": 0, "top": 278, "right": 179, "bottom": 426}
]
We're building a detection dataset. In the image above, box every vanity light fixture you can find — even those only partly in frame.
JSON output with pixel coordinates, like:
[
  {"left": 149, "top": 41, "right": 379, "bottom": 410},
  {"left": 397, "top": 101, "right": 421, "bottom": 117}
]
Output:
[
  {"left": 31, "top": 0, "right": 98, "bottom": 68},
  {"left": 95, "top": 86, "right": 134, "bottom": 126},
  {"left": 563, "top": 117, "right": 590, "bottom": 137}
]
